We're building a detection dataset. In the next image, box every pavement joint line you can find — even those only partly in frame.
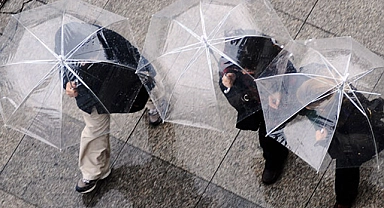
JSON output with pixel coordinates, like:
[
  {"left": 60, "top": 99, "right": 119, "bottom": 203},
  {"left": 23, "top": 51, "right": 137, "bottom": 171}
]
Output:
[
  {"left": 293, "top": 0, "right": 320, "bottom": 40},
  {"left": 110, "top": 109, "right": 147, "bottom": 168},
  {"left": 194, "top": 129, "right": 242, "bottom": 207},
  {"left": 0, "top": 134, "right": 25, "bottom": 176}
]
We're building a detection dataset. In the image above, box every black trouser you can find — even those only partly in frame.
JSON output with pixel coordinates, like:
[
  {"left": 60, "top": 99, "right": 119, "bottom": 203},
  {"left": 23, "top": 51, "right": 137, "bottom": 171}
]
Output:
[
  {"left": 335, "top": 163, "right": 360, "bottom": 206},
  {"left": 258, "top": 121, "right": 288, "bottom": 170}
]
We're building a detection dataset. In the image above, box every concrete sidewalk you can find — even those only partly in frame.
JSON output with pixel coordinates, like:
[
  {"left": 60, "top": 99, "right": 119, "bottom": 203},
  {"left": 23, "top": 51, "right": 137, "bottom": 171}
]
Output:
[{"left": 0, "top": 0, "right": 383, "bottom": 207}]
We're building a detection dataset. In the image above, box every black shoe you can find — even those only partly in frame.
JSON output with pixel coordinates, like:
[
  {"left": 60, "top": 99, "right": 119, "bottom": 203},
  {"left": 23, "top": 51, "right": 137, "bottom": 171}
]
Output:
[
  {"left": 75, "top": 169, "right": 111, "bottom": 194},
  {"left": 262, "top": 168, "right": 283, "bottom": 185},
  {"left": 148, "top": 109, "right": 162, "bottom": 126},
  {"left": 76, "top": 178, "right": 98, "bottom": 194},
  {"left": 332, "top": 202, "right": 351, "bottom": 208}
]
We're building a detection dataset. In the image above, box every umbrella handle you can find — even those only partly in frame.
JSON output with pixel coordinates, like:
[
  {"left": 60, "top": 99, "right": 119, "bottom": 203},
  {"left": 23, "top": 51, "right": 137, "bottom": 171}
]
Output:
[{"left": 224, "top": 87, "right": 231, "bottom": 94}]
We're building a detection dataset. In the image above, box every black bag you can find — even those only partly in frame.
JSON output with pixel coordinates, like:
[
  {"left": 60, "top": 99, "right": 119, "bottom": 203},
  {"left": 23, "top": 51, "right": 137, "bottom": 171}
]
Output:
[
  {"left": 330, "top": 132, "right": 377, "bottom": 166},
  {"left": 328, "top": 97, "right": 384, "bottom": 166}
]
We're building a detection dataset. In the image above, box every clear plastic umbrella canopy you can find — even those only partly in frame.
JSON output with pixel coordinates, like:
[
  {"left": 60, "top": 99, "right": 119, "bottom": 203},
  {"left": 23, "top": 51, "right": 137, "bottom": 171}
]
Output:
[
  {"left": 137, "top": 0, "right": 291, "bottom": 131},
  {"left": 0, "top": 0, "right": 141, "bottom": 149},
  {"left": 257, "top": 37, "right": 384, "bottom": 171}
]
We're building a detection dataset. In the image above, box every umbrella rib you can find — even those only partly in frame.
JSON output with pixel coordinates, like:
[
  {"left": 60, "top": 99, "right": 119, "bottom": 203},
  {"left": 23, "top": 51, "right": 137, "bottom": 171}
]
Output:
[
  {"left": 62, "top": 62, "right": 113, "bottom": 114},
  {"left": 343, "top": 88, "right": 368, "bottom": 117},
  {"left": 343, "top": 89, "right": 381, "bottom": 169},
  {"left": 312, "top": 49, "right": 343, "bottom": 80},
  {"left": 174, "top": 20, "right": 203, "bottom": 44},
  {"left": 11, "top": 17, "right": 60, "bottom": 61},
  {"left": 199, "top": 1, "right": 207, "bottom": 39},
  {"left": 9, "top": 64, "right": 59, "bottom": 116},
  {"left": 0, "top": 59, "right": 59, "bottom": 67},
  {"left": 206, "top": 3, "right": 241, "bottom": 41},
  {"left": 64, "top": 58, "right": 130, "bottom": 69},
  {"left": 208, "top": 41, "right": 245, "bottom": 70},
  {"left": 65, "top": 18, "right": 129, "bottom": 60},
  {"left": 65, "top": 29, "right": 103, "bottom": 59},
  {"left": 160, "top": 42, "right": 205, "bottom": 57},
  {"left": 347, "top": 67, "right": 384, "bottom": 96},
  {"left": 264, "top": 73, "right": 341, "bottom": 136},
  {"left": 169, "top": 1, "right": 243, "bottom": 55},
  {"left": 164, "top": 44, "right": 207, "bottom": 116},
  {"left": 159, "top": 2, "right": 252, "bottom": 80}
]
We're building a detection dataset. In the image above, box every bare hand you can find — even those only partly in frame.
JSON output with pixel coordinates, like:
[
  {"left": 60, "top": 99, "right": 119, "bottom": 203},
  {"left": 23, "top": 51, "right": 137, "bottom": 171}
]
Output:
[
  {"left": 66, "top": 81, "right": 78, "bottom": 98},
  {"left": 268, "top": 92, "right": 281, "bottom": 109},
  {"left": 222, "top": 73, "right": 236, "bottom": 88},
  {"left": 315, "top": 128, "right": 327, "bottom": 141}
]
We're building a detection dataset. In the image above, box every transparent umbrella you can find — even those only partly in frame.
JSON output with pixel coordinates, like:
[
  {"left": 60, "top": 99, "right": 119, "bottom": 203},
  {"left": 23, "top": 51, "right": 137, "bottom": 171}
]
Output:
[
  {"left": 137, "top": 0, "right": 291, "bottom": 131},
  {"left": 257, "top": 37, "right": 384, "bottom": 171},
  {"left": 0, "top": 0, "right": 143, "bottom": 149}
]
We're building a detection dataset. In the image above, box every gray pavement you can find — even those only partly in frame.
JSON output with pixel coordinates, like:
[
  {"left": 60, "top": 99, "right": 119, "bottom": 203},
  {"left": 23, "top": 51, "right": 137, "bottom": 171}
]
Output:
[{"left": 0, "top": 0, "right": 383, "bottom": 207}]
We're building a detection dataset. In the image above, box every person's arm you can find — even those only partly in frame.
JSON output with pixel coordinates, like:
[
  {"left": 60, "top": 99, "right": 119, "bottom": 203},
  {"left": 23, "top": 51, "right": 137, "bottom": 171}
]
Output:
[
  {"left": 302, "top": 108, "right": 334, "bottom": 144},
  {"left": 268, "top": 91, "right": 281, "bottom": 109},
  {"left": 219, "top": 66, "right": 251, "bottom": 111},
  {"left": 61, "top": 62, "right": 85, "bottom": 99},
  {"left": 263, "top": 60, "right": 297, "bottom": 110},
  {"left": 315, "top": 128, "right": 328, "bottom": 141},
  {"left": 219, "top": 69, "right": 242, "bottom": 110},
  {"left": 65, "top": 81, "right": 78, "bottom": 98}
]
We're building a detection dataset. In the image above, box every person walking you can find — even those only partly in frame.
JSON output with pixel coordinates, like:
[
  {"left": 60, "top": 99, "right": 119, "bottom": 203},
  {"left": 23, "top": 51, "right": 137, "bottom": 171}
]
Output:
[
  {"left": 219, "top": 35, "right": 289, "bottom": 184},
  {"left": 296, "top": 78, "right": 384, "bottom": 208},
  {"left": 57, "top": 22, "right": 160, "bottom": 193}
]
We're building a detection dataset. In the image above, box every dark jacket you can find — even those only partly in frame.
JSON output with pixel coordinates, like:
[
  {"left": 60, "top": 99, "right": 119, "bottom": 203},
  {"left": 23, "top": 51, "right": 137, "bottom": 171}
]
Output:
[
  {"left": 301, "top": 93, "right": 384, "bottom": 166},
  {"left": 218, "top": 36, "right": 283, "bottom": 130},
  {"left": 56, "top": 22, "right": 148, "bottom": 114}
]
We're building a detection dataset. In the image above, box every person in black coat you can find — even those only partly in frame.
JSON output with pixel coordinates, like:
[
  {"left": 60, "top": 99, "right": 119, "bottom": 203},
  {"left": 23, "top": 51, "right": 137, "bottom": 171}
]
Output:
[
  {"left": 218, "top": 35, "right": 289, "bottom": 185},
  {"left": 56, "top": 22, "right": 154, "bottom": 193},
  {"left": 296, "top": 78, "right": 384, "bottom": 208}
]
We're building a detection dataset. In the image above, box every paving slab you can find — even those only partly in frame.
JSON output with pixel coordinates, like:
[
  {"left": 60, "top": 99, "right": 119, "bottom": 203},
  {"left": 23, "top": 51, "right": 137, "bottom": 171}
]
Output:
[
  {"left": 0, "top": 189, "right": 36, "bottom": 208},
  {"left": 104, "top": 0, "right": 177, "bottom": 50},
  {"left": 109, "top": 109, "right": 147, "bottom": 143},
  {"left": 0, "top": 120, "right": 24, "bottom": 172},
  {"left": 305, "top": 0, "right": 384, "bottom": 55},
  {"left": 270, "top": 0, "right": 318, "bottom": 39},
  {"left": 85, "top": 143, "right": 211, "bottom": 207},
  {"left": 271, "top": 0, "right": 318, "bottom": 19},
  {"left": 0, "top": 134, "right": 127, "bottom": 207},
  {"left": 206, "top": 130, "right": 327, "bottom": 208},
  {"left": 307, "top": 162, "right": 384, "bottom": 208},
  {"left": 128, "top": 117, "right": 240, "bottom": 182},
  {"left": 294, "top": 21, "right": 337, "bottom": 40},
  {"left": 0, "top": 0, "right": 383, "bottom": 208},
  {"left": 197, "top": 181, "right": 263, "bottom": 208}
]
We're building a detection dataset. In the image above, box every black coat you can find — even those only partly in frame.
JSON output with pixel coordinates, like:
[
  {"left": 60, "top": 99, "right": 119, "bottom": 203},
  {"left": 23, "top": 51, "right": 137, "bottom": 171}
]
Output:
[
  {"left": 301, "top": 93, "right": 384, "bottom": 166},
  {"left": 56, "top": 22, "right": 148, "bottom": 114},
  {"left": 218, "top": 36, "right": 283, "bottom": 130}
]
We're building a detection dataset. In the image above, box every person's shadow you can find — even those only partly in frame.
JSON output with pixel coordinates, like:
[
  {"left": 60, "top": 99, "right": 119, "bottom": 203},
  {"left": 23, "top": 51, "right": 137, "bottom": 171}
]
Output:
[{"left": 81, "top": 149, "right": 213, "bottom": 207}]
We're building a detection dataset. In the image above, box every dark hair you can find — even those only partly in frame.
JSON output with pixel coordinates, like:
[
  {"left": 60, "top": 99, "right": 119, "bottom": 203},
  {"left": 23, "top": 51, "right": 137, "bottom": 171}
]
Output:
[{"left": 236, "top": 37, "right": 281, "bottom": 72}]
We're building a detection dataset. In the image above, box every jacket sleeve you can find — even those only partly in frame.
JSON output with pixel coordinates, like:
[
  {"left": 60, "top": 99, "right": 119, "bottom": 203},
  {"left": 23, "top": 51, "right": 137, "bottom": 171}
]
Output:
[
  {"left": 219, "top": 66, "right": 261, "bottom": 114},
  {"left": 219, "top": 66, "right": 243, "bottom": 110},
  {"left": 300, "top": 108, "right": 335, "bottom": 132},
  {"left": 60, "top": 63, "right": 82, "bottom": 89}
]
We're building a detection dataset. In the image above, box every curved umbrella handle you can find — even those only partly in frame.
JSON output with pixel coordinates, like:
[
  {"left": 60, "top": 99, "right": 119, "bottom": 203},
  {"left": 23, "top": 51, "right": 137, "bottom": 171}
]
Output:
[{"left": 224, "top": 87, "right": 231, "bottom": 94}]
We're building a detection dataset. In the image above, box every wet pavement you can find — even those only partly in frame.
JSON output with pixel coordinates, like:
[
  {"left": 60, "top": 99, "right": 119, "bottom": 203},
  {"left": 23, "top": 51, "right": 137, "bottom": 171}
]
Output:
[{"left": 0, "top": 0, "right": 383, "bottom": 207}]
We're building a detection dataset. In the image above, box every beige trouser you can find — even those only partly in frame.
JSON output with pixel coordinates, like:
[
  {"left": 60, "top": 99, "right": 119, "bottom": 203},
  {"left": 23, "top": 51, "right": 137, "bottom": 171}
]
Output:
[{"left": 79, "top": 108, "right": 111, "bottom": 180}]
